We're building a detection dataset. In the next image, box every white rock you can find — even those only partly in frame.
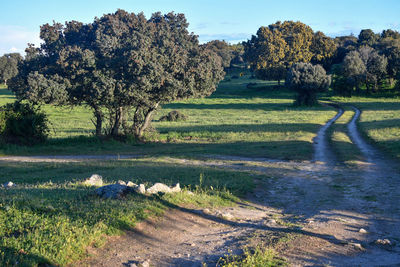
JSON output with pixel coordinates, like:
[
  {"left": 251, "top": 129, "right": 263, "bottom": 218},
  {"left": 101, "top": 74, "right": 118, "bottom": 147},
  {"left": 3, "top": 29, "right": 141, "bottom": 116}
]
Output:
[
  {"left": 359, "top": 228, "right": 368, "bottom": 234},
  {"left": 3, "top": 181, "right": 15, "bottom": 188},
  {"left": 146, "top": 183, "right": 181, "bottom": 194},
  {"left": 349, "top": 242, "right": 364, "bottom": 250},
  {"left": 170, "top": 183, "right": 181, "bottom": 193},
  {"left": 216, "top": 211, "right": 234, "bottom": 220},
  {"left": 83, "top": 174, "right": 103, "bottom": 186},
  {"left": 117, "top": 180, "right": 126, "bottom": 186},
  {"left": 134, "top": 184, "right": 146, "bottom": 194},
  {"left": 375, "top": 239, "right": 393, "bottom": 246},
  {"left": 127, "top": 181, "right": 137, "bottom": 187},
  {"left": 138, "top": 259, "right": 150, "bottom": 267},
  {"left": 202, "top": 208, "right": 211, "bottom": 214}
]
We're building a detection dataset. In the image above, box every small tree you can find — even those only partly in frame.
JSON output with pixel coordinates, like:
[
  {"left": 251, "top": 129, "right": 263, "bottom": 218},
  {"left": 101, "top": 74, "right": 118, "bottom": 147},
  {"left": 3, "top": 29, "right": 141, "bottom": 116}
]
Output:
[
  {"left": 343, "top": 50, "right": 366, "bottom": 93},
  {"left": 358, "top": 29, "right": 379, "bottom": 46},
  {"left": 331, "top": 64, "right": 353, "bottom": 97},
  {"left": 0, "top": 53, "right": 23, "bottom": 85},
  {"left": 343, "top": 46, "right": 387, "bottom": 94},
  {"left": 286, "top": 63, "right": 331, "bottom": 106}
]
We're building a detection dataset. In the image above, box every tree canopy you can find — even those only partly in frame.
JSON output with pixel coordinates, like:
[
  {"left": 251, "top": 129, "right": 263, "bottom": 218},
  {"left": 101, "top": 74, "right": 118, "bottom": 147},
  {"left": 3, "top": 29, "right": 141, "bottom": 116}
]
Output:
[
  {"left": 9, "top": 10, "right": 224, "bottom": 137},
  {"left": 286, "top": 63, "right": 331, "bottom": 106},
  {"left": 342, "top": 46, "right": 387, "bottom": 94},
  {"left": 243, "top": 21, "right": 336, "bottom": 83},
  {"left": 202, "top": 40, "right": 235, "bottom": 68},
  {"left": 0, "top": 53, "right": 23, "bottom": 85}
]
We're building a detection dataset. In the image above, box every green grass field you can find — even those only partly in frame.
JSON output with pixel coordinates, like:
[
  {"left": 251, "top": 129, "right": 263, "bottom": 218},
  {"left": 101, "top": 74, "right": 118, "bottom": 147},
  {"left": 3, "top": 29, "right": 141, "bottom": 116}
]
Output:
[
  {"left": 331, "top": 96, "right": 400, "bottom": 161},
  {"left": 0, "top": 72, "right": 337, "bottom": 160},
  {"left": 0, "top": 157, "right": 259, "bottom": 266},
  {"left": 0, "top": 72, "right": 337, "bottom": 266},
  {"left": 1, "top": 71, "right": 400, "bottom": 266}
]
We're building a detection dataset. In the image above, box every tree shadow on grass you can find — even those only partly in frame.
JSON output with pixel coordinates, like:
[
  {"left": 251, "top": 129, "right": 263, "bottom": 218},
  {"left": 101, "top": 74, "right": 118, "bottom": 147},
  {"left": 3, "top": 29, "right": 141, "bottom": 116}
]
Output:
[
  {"left": 0, "top": 246, "right": 50, "bottom": 266},
  {"left": 0, "top": 138, "right": 316, "bottom": 161},
  {"left": 157, "top": 122, "right": 322, "bottom": 134},
  {"left": 0, "top": 88, "right": 14, "bottom": 99},
  {"left": 163, "top": 102, "right": 330, "bottom": 111}
]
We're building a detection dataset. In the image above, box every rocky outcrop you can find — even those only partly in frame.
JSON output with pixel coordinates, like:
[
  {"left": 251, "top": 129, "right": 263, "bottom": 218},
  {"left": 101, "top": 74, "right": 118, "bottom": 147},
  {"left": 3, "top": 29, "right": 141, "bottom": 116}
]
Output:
[{"left": 95, "top": 181, "right": 180, "bottom": 199}]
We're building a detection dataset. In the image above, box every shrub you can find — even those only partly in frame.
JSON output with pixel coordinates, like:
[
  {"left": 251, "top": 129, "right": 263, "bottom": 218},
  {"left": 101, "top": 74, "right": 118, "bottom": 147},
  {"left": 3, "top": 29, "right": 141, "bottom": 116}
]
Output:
[
  {"left": 0, "top": 102, "right": 49, "bottom": 145},
  {"left": 286, "top": 63, "right": 331, "bottom": 106},
  {"left": 159, "top": 110, "right": 188, "bottom": 122}
]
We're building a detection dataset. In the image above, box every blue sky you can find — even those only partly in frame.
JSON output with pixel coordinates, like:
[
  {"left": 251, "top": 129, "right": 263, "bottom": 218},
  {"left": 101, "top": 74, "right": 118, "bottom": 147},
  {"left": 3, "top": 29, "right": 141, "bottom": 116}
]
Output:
[{"left": 1, "top": 0, "right": 399, "bottom": 55}]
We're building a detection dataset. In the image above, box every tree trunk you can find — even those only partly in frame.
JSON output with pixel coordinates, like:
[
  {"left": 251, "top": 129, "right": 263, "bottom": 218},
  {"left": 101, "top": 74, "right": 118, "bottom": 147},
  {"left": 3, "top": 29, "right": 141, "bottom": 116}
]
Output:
[
  {"left": 366, "top": 83, "right": 371, "bottom": 95},
  {"left": 92, "top": 106, "right": 103, "bottom": 136},
  {"left": 134, "top": 103, "right": 159, "bottom": 138},
  {"left": 111, "top": 107, "right": 123, "bottom": 137}
]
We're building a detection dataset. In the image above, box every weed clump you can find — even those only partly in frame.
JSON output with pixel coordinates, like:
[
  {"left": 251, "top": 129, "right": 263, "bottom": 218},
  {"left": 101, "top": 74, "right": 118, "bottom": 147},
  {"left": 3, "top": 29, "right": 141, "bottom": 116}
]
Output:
[{"left": 159, "top": 110, "right": 188, "bottom": 122}]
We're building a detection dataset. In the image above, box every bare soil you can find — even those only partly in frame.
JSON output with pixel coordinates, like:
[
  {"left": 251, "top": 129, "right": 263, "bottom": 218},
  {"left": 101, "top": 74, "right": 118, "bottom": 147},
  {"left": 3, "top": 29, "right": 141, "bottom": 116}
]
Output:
[{"left": 3, "top": 106, "right": 400, "bottom": 266}]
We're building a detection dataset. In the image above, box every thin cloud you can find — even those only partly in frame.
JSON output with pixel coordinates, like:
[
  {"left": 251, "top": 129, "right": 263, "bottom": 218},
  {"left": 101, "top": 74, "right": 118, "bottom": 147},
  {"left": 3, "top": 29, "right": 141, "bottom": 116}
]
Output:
[
  {"left": 0, "top": 25, "right": 41, "bottom": 56},
  {"left": 198, "top": 32, "right": 251, "bottom": 43}
]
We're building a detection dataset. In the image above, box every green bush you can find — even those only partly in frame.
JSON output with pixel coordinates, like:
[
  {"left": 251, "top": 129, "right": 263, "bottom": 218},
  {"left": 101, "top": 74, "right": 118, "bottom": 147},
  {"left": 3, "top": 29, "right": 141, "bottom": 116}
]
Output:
[
  {"left": 0, "top": 102, "right": 49, "bottom": 145},
  {"left": 159, "top": 110, "right": 188, "bottom": 122}
]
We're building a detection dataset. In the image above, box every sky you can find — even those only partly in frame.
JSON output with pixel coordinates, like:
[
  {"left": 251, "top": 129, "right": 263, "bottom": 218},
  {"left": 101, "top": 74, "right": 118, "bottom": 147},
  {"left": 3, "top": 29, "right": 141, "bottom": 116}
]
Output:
[{"left": 1, "top": 0, "right": 399, "bottom": 56}]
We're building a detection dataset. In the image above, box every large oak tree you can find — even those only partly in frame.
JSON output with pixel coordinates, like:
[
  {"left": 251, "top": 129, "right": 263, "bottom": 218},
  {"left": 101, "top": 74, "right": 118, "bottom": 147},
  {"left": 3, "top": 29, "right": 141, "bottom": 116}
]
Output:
[
  {"left": 9, "top": 10, "right": 224, "bottom": 137},
  {"left": 244, "top": 21, "right": 336, "bottom": 84}
]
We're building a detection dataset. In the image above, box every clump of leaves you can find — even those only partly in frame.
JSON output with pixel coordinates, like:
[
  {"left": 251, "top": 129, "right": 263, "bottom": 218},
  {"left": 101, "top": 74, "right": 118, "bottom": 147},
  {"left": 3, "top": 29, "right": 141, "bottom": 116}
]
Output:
[
  {"left": 159, "top": 110, "right": 188, "bottom": 122},
  {"left": 0, "top": 101, "right": 49, "bottom": 145}
]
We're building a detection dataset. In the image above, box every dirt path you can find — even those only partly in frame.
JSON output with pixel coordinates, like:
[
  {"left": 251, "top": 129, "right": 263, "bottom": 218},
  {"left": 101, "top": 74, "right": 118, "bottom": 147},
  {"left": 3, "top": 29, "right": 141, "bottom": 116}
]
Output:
[
  {"left": 313, "top": 106, "right": 344, "bottom": 164},
  {"left": 3, "top": 106, "right": 400, "bottom": 266}
]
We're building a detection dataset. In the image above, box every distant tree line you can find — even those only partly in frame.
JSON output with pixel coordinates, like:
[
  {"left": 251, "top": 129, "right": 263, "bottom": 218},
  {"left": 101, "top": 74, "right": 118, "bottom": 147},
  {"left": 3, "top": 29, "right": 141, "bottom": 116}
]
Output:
[
  {"left": 242, "top": 21, "right": 400, "bottom": 103},
  {"left": 243, "top": 21, "right": 336, "bottom": 85},
  {"left": 331, "top": 29, "right": 400, "bottom": 96},
  {"left": 201, "top": 40, "right": 244, "bottom": 69}
]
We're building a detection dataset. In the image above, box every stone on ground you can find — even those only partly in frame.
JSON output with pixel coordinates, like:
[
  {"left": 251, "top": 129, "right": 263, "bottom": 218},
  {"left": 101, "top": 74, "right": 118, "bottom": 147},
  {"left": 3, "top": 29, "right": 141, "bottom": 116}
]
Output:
[
  {"left": 359, "top": 228, "right": 368, "bottom": 234},
  {"left": 127, "top": 181, "right": 137, "bottom": 187},
  {"left": 96, "top": 184, "right": 132, "bottom": 199},
  {"left": 117, "top": 180, "right": 127, "bottom": 186},
  {"left": 134, "top": 184, "right": 146, "bottom": 194},
  {"left": 2, "top": 181, "right": 15, "bottom": 188},
  {"left": 146, "top": 183, "right": 181, "bottom": 194},
  {"left": 83, "top": 174, "right": 103, "bottom": 186}
]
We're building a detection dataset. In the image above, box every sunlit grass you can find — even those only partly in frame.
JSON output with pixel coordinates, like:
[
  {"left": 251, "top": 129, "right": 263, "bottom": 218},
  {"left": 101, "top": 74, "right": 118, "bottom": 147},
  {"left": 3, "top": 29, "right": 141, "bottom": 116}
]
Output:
[
  {"left": 0, "top": 157, "right": 257, "bottom": 265},
  {"left": 0, "top": 71, "right": 336, "bottom": 160},
  {"left": 331, "top": 96, "right": 400, "bottom": 161}
]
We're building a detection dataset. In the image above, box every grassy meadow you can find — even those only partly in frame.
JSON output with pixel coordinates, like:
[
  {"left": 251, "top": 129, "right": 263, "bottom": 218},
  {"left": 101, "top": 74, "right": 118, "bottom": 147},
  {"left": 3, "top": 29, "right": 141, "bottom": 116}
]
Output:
[
  {"left": 1, "top": 70, "right": 400, "bottom": 265},
  {"left": 0, "top": 157, "right": 259, "bottom": 266},
  {"left": 330, "top": 96, "right": 400, "bottom": 161},
  {"left": 0, "top": 71, "right": 337, "bottom": 160}
]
